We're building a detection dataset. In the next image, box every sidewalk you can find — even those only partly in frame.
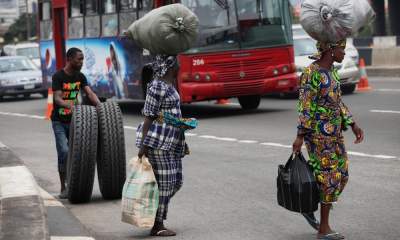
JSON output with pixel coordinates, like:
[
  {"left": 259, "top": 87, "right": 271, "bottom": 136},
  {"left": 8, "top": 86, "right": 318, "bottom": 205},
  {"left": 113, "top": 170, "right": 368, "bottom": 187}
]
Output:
[{"left": 0, "top": 141, "right": 95, "bottom": 240}]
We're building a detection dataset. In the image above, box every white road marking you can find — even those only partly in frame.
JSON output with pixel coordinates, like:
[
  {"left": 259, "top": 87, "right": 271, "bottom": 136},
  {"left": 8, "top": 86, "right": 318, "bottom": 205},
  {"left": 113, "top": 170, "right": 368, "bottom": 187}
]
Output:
[
  {"left": 51, "top": 237, "right": 95, "bottom": 240},
  {"left": 39, "top": 187, "right": 64, "bottom": 207},
  {"left": 0, "top": 166, "right": 39, "bottom": 199},
  {"left": 347, "top": 151, "right": 397, "bottom": 159},
  {"left": 238, "top": 140, "right": 259, "bottom": 144},
  {"left": 0, "top": 141, "right": 7, "bottom": 148},
  {"left": 0, "top": 111, "right": 45, "bottom": 119},
  {"left": 260, "top": 142, "right": 292, "bottom": 149},
  {"left": 123, "top": 126, "right": 137, "bottom": 130},
  {"left": 0, "top": 112, "right": 398, "bottom": 160},
  {"left": 375, "top": 89, "right": 400, "bottom": 92},
  {"left": 370, "top": 109, "right": 400, "bottom": 114}
]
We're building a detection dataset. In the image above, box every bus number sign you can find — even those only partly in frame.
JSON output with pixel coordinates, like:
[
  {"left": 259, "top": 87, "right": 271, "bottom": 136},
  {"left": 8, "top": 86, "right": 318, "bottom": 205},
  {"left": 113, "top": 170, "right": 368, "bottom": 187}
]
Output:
[{"left": 193, "top": 59, "right": 205, "bottom": 66}]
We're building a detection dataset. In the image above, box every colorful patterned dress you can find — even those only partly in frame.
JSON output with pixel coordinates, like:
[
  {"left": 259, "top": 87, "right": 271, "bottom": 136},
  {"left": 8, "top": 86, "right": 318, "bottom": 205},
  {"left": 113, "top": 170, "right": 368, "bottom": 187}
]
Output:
[{"left": 297, "top": 63, "right": 354, "bottom": 203}]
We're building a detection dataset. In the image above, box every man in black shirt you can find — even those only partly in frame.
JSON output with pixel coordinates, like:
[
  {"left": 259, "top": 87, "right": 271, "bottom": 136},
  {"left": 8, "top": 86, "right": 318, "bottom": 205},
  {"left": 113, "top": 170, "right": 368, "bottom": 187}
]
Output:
[{"left": 51, "top": 47, "right": 100, "bottom": 199}]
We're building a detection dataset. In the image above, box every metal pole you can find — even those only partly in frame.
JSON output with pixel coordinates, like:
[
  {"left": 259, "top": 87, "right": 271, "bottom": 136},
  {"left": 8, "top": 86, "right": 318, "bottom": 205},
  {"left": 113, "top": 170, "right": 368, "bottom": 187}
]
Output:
[{"left": 26, "top": 0, "right": 31, "bottom": 40}]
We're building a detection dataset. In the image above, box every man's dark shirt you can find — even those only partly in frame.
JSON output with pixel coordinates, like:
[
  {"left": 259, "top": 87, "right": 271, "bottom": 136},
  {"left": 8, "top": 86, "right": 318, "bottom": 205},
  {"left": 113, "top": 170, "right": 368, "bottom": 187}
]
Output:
[{"left": 51, "top": 70, "right": 88, "bottom": 123}]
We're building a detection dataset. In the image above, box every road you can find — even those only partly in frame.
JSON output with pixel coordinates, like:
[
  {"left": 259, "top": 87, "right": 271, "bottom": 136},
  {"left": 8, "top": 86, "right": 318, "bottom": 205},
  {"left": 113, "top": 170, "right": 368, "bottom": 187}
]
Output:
[{"left": 1, "top": 77, "right": 399, "bottom": 240}]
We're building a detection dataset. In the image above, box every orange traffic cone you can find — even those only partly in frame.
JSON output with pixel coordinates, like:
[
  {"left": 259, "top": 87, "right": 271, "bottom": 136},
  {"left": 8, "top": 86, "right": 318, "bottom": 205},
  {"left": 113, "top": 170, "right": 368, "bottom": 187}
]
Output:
[
  {"left": 215, "top": 98, "right": 230, "bottom": 105},
  {"left": 45, "top": 88, "right": 53, "bottom": 120},
  {"left": 356, "top": 58, "right": 372, "bottom": 92}
]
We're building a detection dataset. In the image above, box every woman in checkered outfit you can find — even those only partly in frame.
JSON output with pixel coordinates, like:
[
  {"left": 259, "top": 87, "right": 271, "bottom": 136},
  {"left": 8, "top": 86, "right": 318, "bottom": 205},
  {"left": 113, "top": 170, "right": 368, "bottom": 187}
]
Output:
[{"left": 136, "top": 55, "right": 185, "bottom": 237}]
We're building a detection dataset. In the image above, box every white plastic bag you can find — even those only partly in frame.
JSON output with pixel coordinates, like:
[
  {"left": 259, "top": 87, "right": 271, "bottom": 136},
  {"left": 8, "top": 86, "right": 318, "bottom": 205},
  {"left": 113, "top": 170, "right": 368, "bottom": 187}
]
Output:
[
  {"left": 126, "top": 3, "right": 199, "bottom": 55},
  {"left": 121, "top": 156, "right": 159, "bottom": 228},
  {"left": 300, "top": 0, "right": 375, "bottom": 43}
]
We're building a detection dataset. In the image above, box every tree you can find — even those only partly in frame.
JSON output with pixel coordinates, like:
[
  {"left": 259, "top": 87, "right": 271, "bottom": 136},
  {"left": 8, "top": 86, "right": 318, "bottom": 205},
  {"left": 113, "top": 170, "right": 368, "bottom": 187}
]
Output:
[{"left": 4, "top": 13, "right": 37, "bottom": 44}]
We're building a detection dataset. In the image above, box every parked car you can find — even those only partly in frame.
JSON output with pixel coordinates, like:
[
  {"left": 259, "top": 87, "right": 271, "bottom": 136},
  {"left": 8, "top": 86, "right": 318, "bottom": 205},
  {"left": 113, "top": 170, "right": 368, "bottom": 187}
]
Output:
[
  {"left": 3, "top": 42, "right": 41, "bottom": 67},
  {"left": 0, "top": 56, "right": 47, "bottom": 99},
  {"left": 293, "top": 36, "right": 360, "bottom": 94},
  {"left": 292, "top": 24, "right": 359, "bottom": 65}
]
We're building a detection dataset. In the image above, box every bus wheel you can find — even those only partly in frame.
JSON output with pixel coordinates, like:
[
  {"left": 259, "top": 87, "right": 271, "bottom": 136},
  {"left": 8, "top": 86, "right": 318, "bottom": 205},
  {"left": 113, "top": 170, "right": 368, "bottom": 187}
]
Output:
[
  {"left": 238, "top": 95, "right": 261, "bottom": 110},
  {"left": 96, "top": 102, "right": 126, "bottom": 200},
  {"left": 67, "top": 105, "right": 98, "bottom": 203}
]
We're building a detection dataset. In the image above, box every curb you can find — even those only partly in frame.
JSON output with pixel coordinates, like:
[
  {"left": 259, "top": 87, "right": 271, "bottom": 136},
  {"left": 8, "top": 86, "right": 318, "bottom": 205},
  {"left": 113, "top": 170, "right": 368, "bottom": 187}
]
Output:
[
  {"left": 366, "top": 66, "right": 400, "bottom": 78},
  {"left": 0, "top": 142, "right": 49, "bottom": 240}
]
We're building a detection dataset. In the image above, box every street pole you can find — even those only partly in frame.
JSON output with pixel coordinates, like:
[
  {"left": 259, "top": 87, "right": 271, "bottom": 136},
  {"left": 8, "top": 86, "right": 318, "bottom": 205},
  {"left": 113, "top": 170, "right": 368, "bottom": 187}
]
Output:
[{"left": 26, "top": 0, "right": 31, "bottom": 40}]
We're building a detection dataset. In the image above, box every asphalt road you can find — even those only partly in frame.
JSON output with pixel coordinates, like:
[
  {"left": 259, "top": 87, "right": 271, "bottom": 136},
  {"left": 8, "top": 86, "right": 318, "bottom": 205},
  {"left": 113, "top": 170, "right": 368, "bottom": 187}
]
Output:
[{"left": 0, "top": 77, "right": 399, "bottom": 240}]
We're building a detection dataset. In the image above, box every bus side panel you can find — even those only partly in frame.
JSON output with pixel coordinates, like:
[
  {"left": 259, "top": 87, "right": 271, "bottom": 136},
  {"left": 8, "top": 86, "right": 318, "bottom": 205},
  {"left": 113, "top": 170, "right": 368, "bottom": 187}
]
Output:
[
  {"left": 40, "top": 41, "right": 57, "bottom": 89},
  {"left": 40, "top": 38, "right": 148, "bottom": 100}
]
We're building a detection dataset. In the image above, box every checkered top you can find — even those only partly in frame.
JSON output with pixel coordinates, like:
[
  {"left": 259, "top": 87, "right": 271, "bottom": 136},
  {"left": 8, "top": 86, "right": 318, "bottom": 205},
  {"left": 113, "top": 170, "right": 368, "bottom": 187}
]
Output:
[{"left": 136, "top": 80, "right": 185, "bottom": 155}]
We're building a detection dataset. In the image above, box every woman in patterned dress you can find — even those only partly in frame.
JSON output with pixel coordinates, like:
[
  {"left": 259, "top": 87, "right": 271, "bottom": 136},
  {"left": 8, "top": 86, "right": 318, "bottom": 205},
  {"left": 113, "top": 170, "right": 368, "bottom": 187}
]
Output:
[
  {"left": 137, "top": 55, "right": 185, "bottom": 237},
  {"left": 292, "top": 40, "right": 364, "bottom": 240}
]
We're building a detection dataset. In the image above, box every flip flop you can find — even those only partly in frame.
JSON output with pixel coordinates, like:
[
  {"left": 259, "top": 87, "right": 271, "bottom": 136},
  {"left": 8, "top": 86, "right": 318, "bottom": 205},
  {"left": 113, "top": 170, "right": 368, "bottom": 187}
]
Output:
[
  {"left": 317, "top": 232, "right": 345, "bottom": 240},
  {"left": 150, "top": 228, "right": 176, "bottom": 237},
  {"left": 302, "top": 212, "right": 320, "bottom": 231}
]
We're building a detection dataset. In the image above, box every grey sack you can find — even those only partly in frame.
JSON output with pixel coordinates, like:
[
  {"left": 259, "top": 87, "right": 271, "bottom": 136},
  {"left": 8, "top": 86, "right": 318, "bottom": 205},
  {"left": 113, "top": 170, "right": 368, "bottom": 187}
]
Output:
[{"left": 126, "top": 3, "right": 199, "bottom": 55}]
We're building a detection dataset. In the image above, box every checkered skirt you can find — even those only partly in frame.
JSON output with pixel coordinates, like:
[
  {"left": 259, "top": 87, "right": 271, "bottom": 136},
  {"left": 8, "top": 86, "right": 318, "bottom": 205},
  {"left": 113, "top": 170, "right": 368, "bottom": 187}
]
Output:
[{"left": 147, "top": 148, "right": 183, "bottom": 222}]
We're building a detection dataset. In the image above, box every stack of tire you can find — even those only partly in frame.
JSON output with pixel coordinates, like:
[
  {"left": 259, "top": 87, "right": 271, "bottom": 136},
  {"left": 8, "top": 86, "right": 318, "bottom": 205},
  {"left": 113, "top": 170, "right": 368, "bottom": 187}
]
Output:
[{"left": 66, "top": 102, "right": 126, "bottom": 203}]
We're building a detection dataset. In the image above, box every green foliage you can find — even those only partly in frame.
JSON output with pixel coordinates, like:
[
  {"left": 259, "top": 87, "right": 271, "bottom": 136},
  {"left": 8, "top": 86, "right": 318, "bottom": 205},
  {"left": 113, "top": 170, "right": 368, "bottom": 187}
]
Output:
[{"left": 4, "top": 13, "right": 37, "bottom": 44}]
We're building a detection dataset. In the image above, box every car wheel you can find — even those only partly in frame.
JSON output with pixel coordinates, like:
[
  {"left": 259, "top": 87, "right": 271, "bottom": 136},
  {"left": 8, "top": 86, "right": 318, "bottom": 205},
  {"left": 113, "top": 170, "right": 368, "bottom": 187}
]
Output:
[
  {"left": 23, "top": 93, "right": 31, "bottom": 98},
  {"left": 238, "top": 95, "right": 261, "bottom": 110},
  {"left": 341, "top": 84, "right": 356, "bottom": 94},
  {"left": 41, "top": 90, "right": 48, "bottom": 98}
]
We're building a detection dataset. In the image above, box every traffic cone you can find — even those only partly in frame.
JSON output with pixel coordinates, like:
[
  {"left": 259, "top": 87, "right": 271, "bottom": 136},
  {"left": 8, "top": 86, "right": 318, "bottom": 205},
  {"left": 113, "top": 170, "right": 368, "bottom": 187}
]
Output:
[
  {"left": 356, "top": 58, "right": 372, "bottom": 92},
  {"left": 215, "top": 98, "right": 230, "bottom": 105},
  {"left": 45, "top": 88, "right": 53, "bottom": 120}
]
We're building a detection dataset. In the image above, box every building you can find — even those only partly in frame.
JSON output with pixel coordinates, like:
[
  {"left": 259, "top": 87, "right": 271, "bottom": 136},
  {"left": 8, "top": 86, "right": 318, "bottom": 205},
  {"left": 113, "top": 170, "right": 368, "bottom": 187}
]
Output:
[{"left": 0, "top": 0, "right": 37, "bottom": 36}]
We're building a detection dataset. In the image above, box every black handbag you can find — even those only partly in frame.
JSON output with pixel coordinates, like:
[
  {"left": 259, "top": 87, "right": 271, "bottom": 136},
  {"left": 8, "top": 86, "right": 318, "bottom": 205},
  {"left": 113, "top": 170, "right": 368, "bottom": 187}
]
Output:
[{"left": 277, "top": 152, "right": 319, "bottom": 213}]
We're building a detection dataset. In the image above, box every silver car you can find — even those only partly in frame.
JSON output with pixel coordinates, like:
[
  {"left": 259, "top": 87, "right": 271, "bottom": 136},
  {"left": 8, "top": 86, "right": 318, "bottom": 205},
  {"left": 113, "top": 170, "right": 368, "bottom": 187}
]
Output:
[
  {"left": 0, "top": 56, "right": 47, "bottom": 100},
  {"left": 293, "top": 36, "right": 359, "bottom": 94}
]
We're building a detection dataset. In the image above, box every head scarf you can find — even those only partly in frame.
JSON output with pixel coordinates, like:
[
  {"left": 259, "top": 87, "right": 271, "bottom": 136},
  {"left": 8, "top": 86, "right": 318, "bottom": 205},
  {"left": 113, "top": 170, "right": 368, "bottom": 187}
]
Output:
[
  {"left": 310, "top": 39, "right": 347, "bottom": 60},
  {"left": 152, "top": 54, "right": 178, "bottom": 79}
]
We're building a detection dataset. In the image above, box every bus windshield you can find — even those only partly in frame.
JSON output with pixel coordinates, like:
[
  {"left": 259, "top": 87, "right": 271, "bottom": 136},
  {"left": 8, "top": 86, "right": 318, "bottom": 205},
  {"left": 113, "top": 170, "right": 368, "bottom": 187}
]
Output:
[{"left": 183, "top": 0, "right": 292, "bottom": 54}]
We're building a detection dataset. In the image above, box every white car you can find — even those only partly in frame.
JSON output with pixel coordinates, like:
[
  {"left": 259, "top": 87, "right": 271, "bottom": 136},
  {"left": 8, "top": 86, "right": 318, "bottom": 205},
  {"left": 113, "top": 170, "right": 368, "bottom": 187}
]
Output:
[
  {"left": 3, "top": 42, "right": 41, "bottom": 67},
  {"left": 293, "top": 36, "right": 359, "bottom": 94},
  {"left": 292, "top": 24, "right": 359, "bottom": 65},
  {"left": 0, "top": 56, "right": 47, "bottom": 99}
]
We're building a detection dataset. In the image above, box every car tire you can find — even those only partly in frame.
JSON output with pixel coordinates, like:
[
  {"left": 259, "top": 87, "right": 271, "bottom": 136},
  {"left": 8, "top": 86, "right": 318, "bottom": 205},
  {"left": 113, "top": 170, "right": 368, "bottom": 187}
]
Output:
[
  {"left": 238, "top": 95, "right": 261, "bottom": 110},
  {"left": 67, "top": 105, "right": 98, "bottom": 204},
  {"left": 96, "top": 102, "right": 126, "bottom": 199},
  {"left": 23, "top": 93, "right": 31, "bottom": 98},
  {"left": 41, "top": 90, "right": 48, "bottom": 98},
  {"left": 341, "top": 84, "right": 356, "bottom": 94}
]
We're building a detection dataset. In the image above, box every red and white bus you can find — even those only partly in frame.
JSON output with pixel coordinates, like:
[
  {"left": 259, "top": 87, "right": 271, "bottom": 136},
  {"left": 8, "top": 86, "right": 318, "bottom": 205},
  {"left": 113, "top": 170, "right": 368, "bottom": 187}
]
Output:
[{"left": 38, "top": 0, "right": 297, "bottom": 109}]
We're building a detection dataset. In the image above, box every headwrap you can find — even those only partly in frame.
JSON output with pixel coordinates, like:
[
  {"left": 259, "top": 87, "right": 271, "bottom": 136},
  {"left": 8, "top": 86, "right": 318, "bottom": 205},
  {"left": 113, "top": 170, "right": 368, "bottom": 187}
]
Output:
[
  {"left": 310, "top": 39, "right": 347, "bottom": 60},
  {"left": 151, "top": 54, "right": 178, "bottom": 79}
]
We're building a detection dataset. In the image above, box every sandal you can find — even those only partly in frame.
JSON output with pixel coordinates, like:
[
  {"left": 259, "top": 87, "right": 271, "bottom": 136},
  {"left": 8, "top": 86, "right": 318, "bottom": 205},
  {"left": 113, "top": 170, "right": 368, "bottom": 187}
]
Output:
[
  {"left": 150, "top": 228, "right": 176, "bottom": 237},
  {"left": 317, "top": 232, "right": 345, "bottom": 240}
]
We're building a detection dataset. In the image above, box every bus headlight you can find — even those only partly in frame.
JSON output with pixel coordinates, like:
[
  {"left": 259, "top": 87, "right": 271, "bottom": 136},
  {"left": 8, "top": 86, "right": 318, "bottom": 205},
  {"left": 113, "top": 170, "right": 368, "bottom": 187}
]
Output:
[
  {"left": 205, "top": 74, "right": 211, "bottom": 81},
  {"left": 194, "top": 74, "right": 201, "bottom": 81},
  {"left": 273, "top": 69, "right": 279, "bottom": 76}
]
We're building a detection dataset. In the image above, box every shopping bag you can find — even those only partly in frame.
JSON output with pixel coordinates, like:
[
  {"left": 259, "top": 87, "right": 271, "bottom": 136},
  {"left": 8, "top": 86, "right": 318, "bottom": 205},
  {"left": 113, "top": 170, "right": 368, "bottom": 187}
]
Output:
[
  {"left": 126, "top": 3, "right": 199, "bottom": 55},
  {"left": 121, "top": 156, "right": 159, "bottom": 228},
  {"left": 277, "top": 153, "right": 319, "bottom": 213}
]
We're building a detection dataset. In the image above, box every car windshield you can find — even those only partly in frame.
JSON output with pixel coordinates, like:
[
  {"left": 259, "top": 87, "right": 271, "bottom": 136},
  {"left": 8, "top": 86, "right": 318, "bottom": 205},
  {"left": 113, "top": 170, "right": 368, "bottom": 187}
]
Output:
[
  {"left": 292, "top": 27, "right": 307, "bottom": 36},
  {"left": 182, "top": 0, "right": 292, "bottom": 54},
  {"left": 16, "top": 47, "right": 40, "bottom": 59},
  {"left": 293, "top": 38, "right": 317, "bottom": 56},
  {"left": 0, "top": 58, "right": 38, "bottom": 73}
]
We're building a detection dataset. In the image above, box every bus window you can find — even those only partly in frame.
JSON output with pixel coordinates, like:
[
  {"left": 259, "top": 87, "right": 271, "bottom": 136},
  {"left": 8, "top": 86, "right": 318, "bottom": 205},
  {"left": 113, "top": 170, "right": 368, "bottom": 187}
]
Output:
[
  {"left": 69, "top": 0, "right": 84, "bottom": 38},
  {"left": 119, "top": 0, "right": 137, "bottom": 34},
  {"left": 137, "top": 0, "right": 153, "bottom": 19},
  {"left": 85, "top": 0, "right": 100, "bottom": 37},
  {"left": 102, "top": 0, "right": 118, "bottom": 36},
  {"left": 39, "top": 1, "right": 52, "bottom": 40}
]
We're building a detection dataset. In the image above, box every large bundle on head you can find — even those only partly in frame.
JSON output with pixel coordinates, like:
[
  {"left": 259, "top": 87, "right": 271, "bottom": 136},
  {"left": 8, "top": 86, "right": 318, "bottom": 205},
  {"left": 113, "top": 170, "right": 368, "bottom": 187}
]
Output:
[
  {"left": 300, "top": 0, "right": 375, "bottom": 43},
  {"left": 126, "top": 3, "right": 199, "bottom": 55}
]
